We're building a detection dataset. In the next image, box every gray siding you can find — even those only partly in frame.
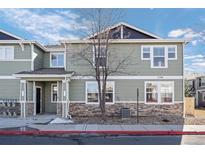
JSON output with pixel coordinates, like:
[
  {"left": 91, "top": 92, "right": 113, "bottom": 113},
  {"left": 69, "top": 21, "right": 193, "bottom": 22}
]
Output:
[
  {"left": 66, "top": 43, "right": 183, "bottom": 76},
  {"left": 0, "top": 44, "right": 32, "bottom": 75},
  {"left": 44, "top": 82, "right": 57, "bottom": 113},
  {"left": 43, "top": 52, "right": 50, "bottom": 68},
  {"left": 69, "top": 79, "right": 183, "bottom": 102},
  {"left": 0, "top": 61, "right": 31, "bottom": 75},
  {"left": 0, "top": 44, "right": 32, "bottom": 59},
  {"left": 34, "top": 46, "right": 44, "bottom": 70},
  {"left": 0, "top": 79, "right": 20, "bottom": 99}
]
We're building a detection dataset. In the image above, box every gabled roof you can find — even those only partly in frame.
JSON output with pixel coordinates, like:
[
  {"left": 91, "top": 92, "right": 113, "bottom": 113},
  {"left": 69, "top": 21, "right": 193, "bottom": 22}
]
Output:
[
  {"left": 86, "top": 22, "right": 161, "bottom": 39},
  {"left": 0, "top": 29, "right": 24, "bottom": 40}
]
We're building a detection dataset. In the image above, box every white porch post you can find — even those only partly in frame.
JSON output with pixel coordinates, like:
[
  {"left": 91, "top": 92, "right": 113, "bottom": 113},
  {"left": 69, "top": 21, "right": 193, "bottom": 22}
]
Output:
[
  {"left": 62, "top": 78, "right": 70, "bottom": 118},
  {"left": 20, "top": 80, "right": 27, "bottom": 118},
  {"left": 33, "top": 81, "right": 36, "bottom": 116}
]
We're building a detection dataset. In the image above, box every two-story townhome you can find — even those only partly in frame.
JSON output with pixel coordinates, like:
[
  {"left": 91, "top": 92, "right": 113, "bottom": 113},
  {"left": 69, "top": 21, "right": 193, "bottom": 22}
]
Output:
[{"left": 0, "top": 22, "right": 188, "bottom": 118}]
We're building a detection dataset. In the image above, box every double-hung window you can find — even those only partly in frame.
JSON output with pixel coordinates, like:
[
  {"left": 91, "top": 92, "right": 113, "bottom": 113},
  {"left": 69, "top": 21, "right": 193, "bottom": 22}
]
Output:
[
  {"left": 93, "top": 46, "right": 107, "bottom": 67},
  {"left": 0, "top": 46, "right": 14, "bottom": 60},
  {"left": 86, "top": 81, "right": 114, "bottom": 103},
  {"left": 50, "top": 52, "right": 64, "bottom": 68},
  {"left": 152, "top": 47, "right": 167, "bottom": 68},
  {"left": 168, "top": 46, "right": 177, "bottom": 60},
  {"left": 141, "top": 45, "right": 177, "bottom": 68},
  {"left": 145, "top": 81, "right": 174, "bottom": 104},
  {"left": 142, "top": 46, "right": 151, "bottom": 60}
]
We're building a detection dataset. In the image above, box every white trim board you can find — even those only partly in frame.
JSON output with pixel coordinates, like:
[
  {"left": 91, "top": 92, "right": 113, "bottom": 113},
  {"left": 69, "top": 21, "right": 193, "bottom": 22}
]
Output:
[
  {"left": 0, "top": 59, "right": 32, "bottom": 62},
  {"left": 0, "top": 76, "right": 17, "bottom": 79},
  {"left": 71, "top": 76, "right": 183, "bottom": 80}
]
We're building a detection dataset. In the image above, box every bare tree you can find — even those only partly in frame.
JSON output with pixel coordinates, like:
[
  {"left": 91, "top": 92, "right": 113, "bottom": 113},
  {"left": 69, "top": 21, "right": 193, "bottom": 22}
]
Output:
[{"left": 71, "top": 9, "right": 133, "bottom": 117}]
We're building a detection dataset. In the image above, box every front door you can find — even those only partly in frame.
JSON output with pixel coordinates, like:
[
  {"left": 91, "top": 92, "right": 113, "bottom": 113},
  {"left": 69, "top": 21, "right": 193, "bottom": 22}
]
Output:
[{"left": 36, "top": 88, "right": 41, "bottom": 114}]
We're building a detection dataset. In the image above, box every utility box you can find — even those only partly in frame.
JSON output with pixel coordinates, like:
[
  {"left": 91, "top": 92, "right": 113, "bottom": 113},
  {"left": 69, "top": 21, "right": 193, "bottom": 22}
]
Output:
[{"left": 121, "top": 107, "right": 131, "bottom": 118}]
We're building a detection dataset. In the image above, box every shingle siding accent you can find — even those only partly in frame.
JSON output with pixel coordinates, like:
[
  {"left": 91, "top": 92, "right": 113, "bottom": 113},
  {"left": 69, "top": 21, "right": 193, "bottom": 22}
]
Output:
[{"left": 0, "top": 31, "right": 19, "bottom": 40}]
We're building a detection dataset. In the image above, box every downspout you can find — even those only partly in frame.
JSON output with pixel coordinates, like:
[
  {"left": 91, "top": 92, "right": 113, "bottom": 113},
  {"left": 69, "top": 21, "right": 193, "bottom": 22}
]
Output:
[{"left": 183, "top": 41, "right": 185, "bottom": 118}]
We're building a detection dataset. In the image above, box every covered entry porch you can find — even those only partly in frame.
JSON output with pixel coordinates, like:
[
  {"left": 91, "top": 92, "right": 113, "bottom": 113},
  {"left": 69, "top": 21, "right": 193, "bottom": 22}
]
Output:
[{"left": 14, "top": 68, "right": 74, "bottom": 118}]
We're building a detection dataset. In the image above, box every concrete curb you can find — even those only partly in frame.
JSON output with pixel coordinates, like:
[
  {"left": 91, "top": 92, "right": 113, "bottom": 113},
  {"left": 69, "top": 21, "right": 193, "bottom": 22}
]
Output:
[{"left": 1, "top": 130, "right": 205, "bottom": 136}]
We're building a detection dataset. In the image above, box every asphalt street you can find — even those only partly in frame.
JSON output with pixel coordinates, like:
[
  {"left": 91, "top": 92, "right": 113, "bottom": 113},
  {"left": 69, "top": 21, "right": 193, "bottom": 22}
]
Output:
[{"left": 0, "top": 135, "right": 203, "bottom": 145}]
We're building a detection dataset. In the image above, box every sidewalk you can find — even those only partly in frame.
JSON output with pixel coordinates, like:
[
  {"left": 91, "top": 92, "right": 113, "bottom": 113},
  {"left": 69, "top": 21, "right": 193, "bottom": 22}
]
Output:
[{"left": 1, "top": 116, "right": 205, "bottom": 135}]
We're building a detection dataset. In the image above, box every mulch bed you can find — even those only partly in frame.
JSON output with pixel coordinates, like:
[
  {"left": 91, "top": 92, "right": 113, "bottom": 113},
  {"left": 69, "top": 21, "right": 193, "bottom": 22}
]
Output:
[
  {"left": 72, "top": 115, "right": 205, "bottom": 125},
  {"left": 72, "top": 116, "right": 184, "bottom": 125}
]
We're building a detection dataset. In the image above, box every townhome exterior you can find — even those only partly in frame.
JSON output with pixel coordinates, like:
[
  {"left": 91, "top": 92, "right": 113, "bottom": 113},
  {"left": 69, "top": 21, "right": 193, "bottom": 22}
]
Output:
[{"left": 0, "top": 22, "right": 187, "bottom": 118}]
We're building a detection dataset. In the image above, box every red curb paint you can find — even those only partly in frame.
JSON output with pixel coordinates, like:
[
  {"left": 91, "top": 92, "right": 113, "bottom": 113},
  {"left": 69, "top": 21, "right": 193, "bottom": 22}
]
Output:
[{"left": 0, "top": 130, "right": 205, "bottom": 136}]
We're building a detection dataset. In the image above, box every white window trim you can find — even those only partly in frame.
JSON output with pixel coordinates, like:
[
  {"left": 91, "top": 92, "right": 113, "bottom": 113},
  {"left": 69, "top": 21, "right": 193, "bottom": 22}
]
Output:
[
  {"left": 141, "top": 45, "right": 151, "bottom": 60},
  {"left": 167, "top": 45, "right": 177, "bottom": 60},
  {"left": 151, "top": 45, "right": 168, "bottom": 68},
  {"left": 51, "top": 83, "right": 58, "bottom": 103},
  {"left": 85, "top": 81, "right": 115, "bottom": 104},
  {"left": 50, "top": 52, "right": 65, "bottom": 68},
  {"left": 141, "top": 45, "right": 178, "bottom": 68},
  {"left": 0, "top": 46, "right": 14, "bottom": 61},
  {"left": 144, "top": 81, "right": 174, "bottom": 105}
]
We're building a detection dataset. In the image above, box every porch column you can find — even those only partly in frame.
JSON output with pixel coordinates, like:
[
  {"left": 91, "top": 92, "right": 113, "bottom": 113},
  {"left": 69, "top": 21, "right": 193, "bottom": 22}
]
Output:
[
  {"left": 20, "top": 80, "right": 27, "bottom": 118},
  {"left": 33, "top": 81, "right": 36, "bottom": 116},
  {"left": 196, "top": 90, "right": 199, "bottom": 108},
  {"left": 62, "top": 78, "right": 70, "bottom": 118}
]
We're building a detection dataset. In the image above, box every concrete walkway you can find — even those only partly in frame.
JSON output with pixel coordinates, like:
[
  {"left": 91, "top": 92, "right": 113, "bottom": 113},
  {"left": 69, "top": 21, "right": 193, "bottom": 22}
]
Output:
[{"left": 28, "top": 124, "right": 205, "bottom": 132}]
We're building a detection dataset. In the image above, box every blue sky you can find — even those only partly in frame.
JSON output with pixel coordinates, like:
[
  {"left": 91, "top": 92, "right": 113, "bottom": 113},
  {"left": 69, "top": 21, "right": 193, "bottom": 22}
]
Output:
[{"left": 0, "top": 8, "right": 205, "bottom": 73}]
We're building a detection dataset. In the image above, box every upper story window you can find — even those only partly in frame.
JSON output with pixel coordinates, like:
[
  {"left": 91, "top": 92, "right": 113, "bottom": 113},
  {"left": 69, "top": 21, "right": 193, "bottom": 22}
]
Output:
[
  {"left": 141, "top": 46, "right": 150, "bottom": 60},
  {"left": 93, "top": 46, "right": 107, "bottom": 67},
  {"left": 0, "top": 46, "right": 14, "bottom": 60},
  {"left": 50, "top": 52, "right": 64, "bottom": 68},
  {"left": 152, "top": 47, "right": 167, "bottom": 68},
  {"left": 168, "top": 46, "right": 177, "bottom": 60},
  {"left": 141, "top": 45, "right": 177, "bottom": 68}
]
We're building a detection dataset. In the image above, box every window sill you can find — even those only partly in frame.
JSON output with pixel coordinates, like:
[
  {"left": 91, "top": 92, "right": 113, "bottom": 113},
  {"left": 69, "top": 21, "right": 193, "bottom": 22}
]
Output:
[
  {"left": 85, "top": 102, "right": 115, "bottom": 105},
  {"left": 145, "top": 102, "right": 174, "bottom": 105}
]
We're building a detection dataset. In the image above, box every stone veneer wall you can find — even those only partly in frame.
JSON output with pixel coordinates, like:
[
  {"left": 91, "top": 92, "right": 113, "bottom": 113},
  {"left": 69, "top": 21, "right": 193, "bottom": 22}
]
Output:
[
  {"left": 25, "top": 103, "right": 34, "bottom": 116},
  {"left": 57, "top": 103, "right": 62, "bottom": 116},
  {"left": 69, "top": 103, "right": 183, "bottom": 117}
]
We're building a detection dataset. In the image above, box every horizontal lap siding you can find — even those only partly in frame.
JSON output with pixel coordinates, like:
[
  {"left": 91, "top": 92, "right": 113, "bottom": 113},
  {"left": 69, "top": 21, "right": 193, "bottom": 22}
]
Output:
[
  {"left": 44, "top": 82, "right": 57, "bottom": 113},
  {"left": 0, "top": 61, "right": 31, "bottom": 75},
  {"left": 0, "top": 79, "right": 20, "bottom": 99},
  {"left": 34, "top": 46, "right": 44, "bottom": 70},
  {"left": 0, "top": 44, "right": 32, "bottom": 75},
  {"left": 66, "top": 43, "right": 183, "bottom": 76},
  {"left": 69, "top": 79, "right": 183, "bottom": 102}
]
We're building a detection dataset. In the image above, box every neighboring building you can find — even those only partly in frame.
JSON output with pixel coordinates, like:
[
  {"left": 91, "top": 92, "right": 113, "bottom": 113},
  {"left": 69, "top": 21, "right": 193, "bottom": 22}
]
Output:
[
  {"left": 0, "top": 22, "right": 188, "bottom": 118},
  {"left": 188, "top": 76, "right": 205, "bottom": 108}
]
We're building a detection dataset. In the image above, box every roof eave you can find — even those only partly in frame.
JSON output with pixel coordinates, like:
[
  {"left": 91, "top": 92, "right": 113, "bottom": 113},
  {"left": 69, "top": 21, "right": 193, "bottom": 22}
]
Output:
[{"left": 60, "top": 39, "right": 189, "bottom": 44}]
